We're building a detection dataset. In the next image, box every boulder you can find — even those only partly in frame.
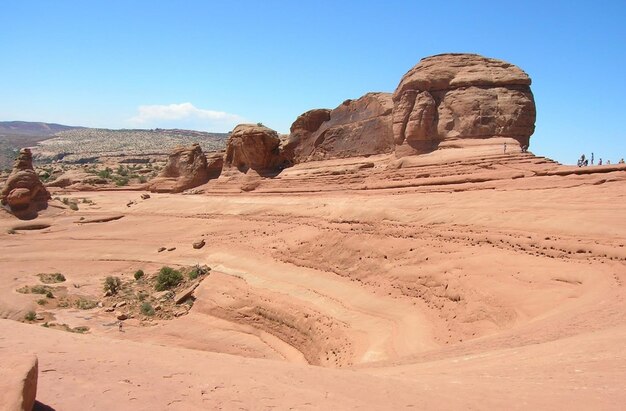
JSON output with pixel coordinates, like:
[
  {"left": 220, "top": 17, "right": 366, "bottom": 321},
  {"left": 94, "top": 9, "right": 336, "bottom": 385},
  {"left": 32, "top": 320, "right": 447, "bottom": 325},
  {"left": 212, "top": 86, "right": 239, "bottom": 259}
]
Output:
[
  {"left": 392, "top": 53, "right": 536, "bottom": 155},
  {"left": 285, "top": 93, "right": 394, "bottom": 163},
  {"left": 0, "top": 148, "right": 50, "bottom": 219},
  {"left": 0, "top": 353, "right": 38, "bottom": 411},
  {"left": 174, "top": 282, "right": 199, "bottom": 304},
  {"left": 192, "top": 239, "right": 205, "bottom": 249},
  {"left": 223, "top": 124, "right": 284, "bottom": 175},
  {"left": 146, "top": 144, "right": 215, "bottom": 193}
]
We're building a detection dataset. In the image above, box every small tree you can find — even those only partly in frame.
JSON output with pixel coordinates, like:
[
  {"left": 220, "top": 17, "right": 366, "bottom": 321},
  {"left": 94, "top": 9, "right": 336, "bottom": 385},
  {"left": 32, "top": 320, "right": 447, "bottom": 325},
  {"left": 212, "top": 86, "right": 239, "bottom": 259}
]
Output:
[
  {"left": 134, "top": 269, "right": 145, "bottom": 280},
  {"left": 155, "top": 266, "right": 183, "bottom": 291},
  {"left": 103, "top": 276, "right": 122, "bottom": 295}
]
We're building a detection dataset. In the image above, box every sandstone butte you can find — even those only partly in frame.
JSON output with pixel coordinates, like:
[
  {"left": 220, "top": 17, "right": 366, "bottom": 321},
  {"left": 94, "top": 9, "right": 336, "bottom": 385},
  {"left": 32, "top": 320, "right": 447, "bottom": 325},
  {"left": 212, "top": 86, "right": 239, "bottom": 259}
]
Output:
[{"left": 0, "top": 53, "right": 625, "bottom": 410}]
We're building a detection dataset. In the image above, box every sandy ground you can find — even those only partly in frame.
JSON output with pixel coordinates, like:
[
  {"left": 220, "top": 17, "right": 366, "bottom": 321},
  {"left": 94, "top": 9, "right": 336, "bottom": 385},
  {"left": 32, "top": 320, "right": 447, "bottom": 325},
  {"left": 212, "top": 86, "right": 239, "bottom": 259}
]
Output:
[{"left": 1, "top": 146, "right": 625, "bottom": 410}]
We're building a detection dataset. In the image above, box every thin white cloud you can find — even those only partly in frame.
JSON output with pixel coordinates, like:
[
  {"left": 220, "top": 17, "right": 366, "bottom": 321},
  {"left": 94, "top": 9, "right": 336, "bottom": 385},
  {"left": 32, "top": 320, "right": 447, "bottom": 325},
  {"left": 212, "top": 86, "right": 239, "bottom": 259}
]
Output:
[{"left": 128, "top": 102, "right": 244, "bottom": 131}]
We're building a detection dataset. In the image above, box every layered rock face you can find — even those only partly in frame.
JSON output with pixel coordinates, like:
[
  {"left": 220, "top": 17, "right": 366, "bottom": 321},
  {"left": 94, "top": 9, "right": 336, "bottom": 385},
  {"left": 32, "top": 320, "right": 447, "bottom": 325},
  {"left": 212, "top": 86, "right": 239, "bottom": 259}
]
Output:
[
  {"left": 147, "top": 144, "right": 216, "bottom": 193},
  {"left": 223, "top": 124, "right": 284, "bottom": 175},
  {"left": 392, "top": 53, "right": 536, "bottom": 154},
  {"left": 0, "top": 148, "right": 50, "bottom": 218},
  {"left": 286, "top": 93, "right": 394, "bottom": 163}
]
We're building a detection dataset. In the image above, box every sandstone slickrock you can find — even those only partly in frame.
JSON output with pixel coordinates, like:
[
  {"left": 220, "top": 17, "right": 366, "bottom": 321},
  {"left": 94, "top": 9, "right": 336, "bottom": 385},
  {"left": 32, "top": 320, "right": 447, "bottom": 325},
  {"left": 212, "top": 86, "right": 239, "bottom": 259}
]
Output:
[
  {"left": 392, "top": 53, "right": 536, "bottom": 155},
  {"left": 146, "top": 144, "right": 216, "bottom": 193},
  {"left": 286, "top": 93, "right": 394, "bottom": 163},
  {"left": 0, "top": 148, "right": 50, "bottom": 219},
  {"left": 0, "top": 353, "right": 38, "bottom": 411},
  {"left": 223, "top": 124, "right": 285, "bottom": 176}
]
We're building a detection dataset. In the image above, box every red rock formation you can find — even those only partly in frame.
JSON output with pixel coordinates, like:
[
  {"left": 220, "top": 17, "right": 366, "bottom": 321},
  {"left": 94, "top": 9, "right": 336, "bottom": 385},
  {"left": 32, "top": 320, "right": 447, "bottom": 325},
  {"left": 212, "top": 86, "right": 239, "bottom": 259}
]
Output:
[
  {"left": 0, "top": 148, "right": 50, "bottom": 219},
  {"left": 223, "top": 124, "right": 284, "bottom": 176},
  {"left": 147, "top": 144, "right": 217, "bottom": 193},
  {"left": 392, "top": 53, "right": 536, "bottom": 155},
  {"left": 286, "top": 93, "right": 394, "bottom": 163},
  {"left": 0, "top": 353, "right": 38, "bottom": 411}
]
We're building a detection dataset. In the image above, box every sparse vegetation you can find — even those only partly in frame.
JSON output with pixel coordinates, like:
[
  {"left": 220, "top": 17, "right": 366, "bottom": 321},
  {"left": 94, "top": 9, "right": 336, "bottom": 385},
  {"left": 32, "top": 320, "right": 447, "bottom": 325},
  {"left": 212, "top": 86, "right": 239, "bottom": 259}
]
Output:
[
  {"left": 134, "top": 269, "right": 145, "bottom": 280},
  {"left": 155, "top": 266, "right": 183, "bottom": 291},
  {"left": 75, "top": 297, "right": 98, "bottom": 310},
  {"left": 37, "top": 298, "right": 48, "bottom": 305},
  {"left": 17, "top": 284, "right": 54, "bottom": 296},
  {"left": 38, "top": 272, "right": 66, "bottom": 283},
  {"left": 103, "top": 276, "right": 122, "bottom": 295},
  {"left": 140, "top": 301, "right": 155, "bottom": 316},
  {"left": 25, "top": 311, "right": 36, "bottom": 321}
]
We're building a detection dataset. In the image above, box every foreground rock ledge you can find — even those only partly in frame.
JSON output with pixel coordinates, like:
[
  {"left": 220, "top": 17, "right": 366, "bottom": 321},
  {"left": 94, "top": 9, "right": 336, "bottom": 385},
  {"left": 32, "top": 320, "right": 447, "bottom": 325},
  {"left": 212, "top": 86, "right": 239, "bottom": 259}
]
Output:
[{"left": 0, "top": 353, "right": 38, "bottom": 411}]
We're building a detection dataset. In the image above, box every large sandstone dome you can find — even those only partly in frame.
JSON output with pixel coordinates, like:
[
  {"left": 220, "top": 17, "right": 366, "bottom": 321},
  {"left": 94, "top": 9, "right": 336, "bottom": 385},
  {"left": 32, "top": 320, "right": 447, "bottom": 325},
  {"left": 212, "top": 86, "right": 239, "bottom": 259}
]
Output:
[{"left": 392, "top": 53, "right": 536, "bottom": 154}]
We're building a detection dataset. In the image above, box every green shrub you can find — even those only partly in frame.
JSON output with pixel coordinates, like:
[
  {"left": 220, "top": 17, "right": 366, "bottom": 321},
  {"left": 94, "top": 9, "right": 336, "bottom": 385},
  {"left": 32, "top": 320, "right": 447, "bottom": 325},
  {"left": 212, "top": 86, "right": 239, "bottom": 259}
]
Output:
[
  {"left": 75, "top": 298, "right": 97, "bottom": 310},
  {"left": 140, "top": 302, "right": 155, "bottom": 316},
  {"left": 38, "top": 273, "right": 66, "bottom": 283},
  {"left": 188, "top": 268, "right": 200, "bottom": 280},
  {"left": 69, "top": 203, "right": 79, "bottom": 211},
  {"left": 114, "top": 176, "right": 129, "bottom": 186},
  {"left": 37, "top": 299, "right": 47, "bottom": 305},
  {"left": 98, "top": 167, "right": 112, "bottom": 179},
  {"left": 25, "top": 311, "right": 36, "bottom": 321},
  {"left": 134, "top": 269, "right": 144, "bottom": 280},
  {"left": 155, "top": 266, "right": 183, "bottom": 291},
  {"left": 103, "top": 276, "right": 122, "bottom": 295}
]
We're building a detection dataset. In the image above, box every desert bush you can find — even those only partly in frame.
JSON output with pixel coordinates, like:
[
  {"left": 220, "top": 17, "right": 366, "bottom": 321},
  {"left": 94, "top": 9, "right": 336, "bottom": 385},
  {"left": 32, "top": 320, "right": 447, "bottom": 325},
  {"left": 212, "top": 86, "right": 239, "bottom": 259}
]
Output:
[
  {"left": 75, "top": 297, "right": 97, "bottom": 310},
  {"left": 103, "top": 276, "right": 122, "bottom": 295},
  {"left": 114, "top": 176, "right": 129, "bottom": 186},
  {"left": 138, "top": 175, "right": 148, "bottom": 183},
  {"left": 37, "top": 299, "right": 48, "bottom": 305},
  {"left": 140, "top": 302, "right": 155, "bottom": 316},
  {"left": 25, "top": 311, "right": 36, "bottom": 321},
  {"left": 39, "top": 273, "right": 66, "bottom": 283},
  {"left": 155, "top": 266, "right": 183, "bottom": 291},
  {"left": 134, "top": 269, "right": 144, "bottom": 280},
  {"left": 69, "top": 202, "right": 79, "bottom": 211},
  {"left": 98, "top": 167, "right": 112, "bottom": 179}
]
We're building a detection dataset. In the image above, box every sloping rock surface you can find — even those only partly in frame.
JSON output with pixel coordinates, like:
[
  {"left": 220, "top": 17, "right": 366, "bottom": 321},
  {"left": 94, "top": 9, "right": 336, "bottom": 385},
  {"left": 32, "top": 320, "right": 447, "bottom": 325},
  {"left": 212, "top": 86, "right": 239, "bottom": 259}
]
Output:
[{"left": 0, "top": 353, "right": 38, "bottom": 411}]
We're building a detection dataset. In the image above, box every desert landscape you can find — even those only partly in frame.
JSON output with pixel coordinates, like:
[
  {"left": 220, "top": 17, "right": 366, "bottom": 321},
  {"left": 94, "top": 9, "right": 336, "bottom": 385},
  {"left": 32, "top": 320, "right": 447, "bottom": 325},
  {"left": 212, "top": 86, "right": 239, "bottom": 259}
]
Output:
[{"left": 1, "top": 53, "right": 625, "bottom": 411}]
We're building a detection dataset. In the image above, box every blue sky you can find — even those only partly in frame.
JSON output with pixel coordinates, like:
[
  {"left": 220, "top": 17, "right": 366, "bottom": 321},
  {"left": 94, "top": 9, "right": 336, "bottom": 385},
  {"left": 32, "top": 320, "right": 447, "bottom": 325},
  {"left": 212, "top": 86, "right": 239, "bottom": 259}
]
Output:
[{"left": 1, "top": 1, "right": 624, "bottom": 164}]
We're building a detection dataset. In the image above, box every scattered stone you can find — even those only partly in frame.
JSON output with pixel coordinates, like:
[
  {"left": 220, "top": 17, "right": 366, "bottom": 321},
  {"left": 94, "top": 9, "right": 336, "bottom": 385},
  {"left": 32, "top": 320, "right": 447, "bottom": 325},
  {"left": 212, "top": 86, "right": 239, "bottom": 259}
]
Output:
[
  {"left": 157, "top": 247, "right": 166, "bottom": 253},
  {"left": 192, "top": 239, "right": 205, "bottom": 249},
  {"left": 116, "top": 312, "right": 128, "bottom": 321},
  {"left": 35, "top": 314, "right": 44, "bottom": 321},
  {"left": 104, "top": 307, "right": 115, "bottom": 312},
  {"left": 140, "top": 193, "right": 150, "bottom": 200},
  {"left": 114, "top": 301, "right": 127, "bottom": 308},
  {"left": 167, "top": 247, "right": 176, "bottom": 252}
]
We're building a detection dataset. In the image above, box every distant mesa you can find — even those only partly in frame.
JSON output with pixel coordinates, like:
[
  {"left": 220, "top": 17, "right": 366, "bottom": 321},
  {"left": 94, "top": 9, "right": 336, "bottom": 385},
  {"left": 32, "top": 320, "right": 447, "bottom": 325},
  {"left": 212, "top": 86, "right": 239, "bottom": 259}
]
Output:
[
  {"left": 146, "top": 144, "right": 220, "bottom": 193},
  {"left": 1, "top": 148, "right": 51, "bottom": 219}
]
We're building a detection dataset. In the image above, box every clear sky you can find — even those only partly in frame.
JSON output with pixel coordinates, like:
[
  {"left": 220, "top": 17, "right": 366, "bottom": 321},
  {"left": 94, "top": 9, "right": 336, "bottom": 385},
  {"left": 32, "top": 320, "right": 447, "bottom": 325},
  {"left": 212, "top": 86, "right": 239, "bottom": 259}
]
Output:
[{"left": 1, "top": 0, "right": 625, "bottom": 164}]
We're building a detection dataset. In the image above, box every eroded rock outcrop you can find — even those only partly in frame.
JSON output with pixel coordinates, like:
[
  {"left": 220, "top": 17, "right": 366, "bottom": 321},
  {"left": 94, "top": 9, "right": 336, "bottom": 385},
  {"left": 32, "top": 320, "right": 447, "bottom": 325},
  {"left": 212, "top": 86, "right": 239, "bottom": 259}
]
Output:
[
  {"left": 392, "top": 53, "right": 536, "bottom": 155},
  {"left": 1, "top": 148, "right": 50, "bottom": 219},
  {"left": 286, "top": 93, "right": 394, "bottom": 163},
  {"left": 0, "top": 354, "right": 38, "bottom": 411},
  {"left": 223, "top": 124, "right": 285, "bottom": 176},
  {"left": 147, "top": 144, "right": 218, "bottom": 193}
]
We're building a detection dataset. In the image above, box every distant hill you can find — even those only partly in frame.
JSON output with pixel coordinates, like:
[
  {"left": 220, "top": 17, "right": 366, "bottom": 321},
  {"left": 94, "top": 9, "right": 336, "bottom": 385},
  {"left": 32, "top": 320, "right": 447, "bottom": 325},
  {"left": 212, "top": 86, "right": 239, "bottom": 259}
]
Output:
[
  {"left": 0, "top": 121, "right": 82, "bottom": 137},
  {"left": 0, "top": 121, "right": 230, "bottom": 169}
]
